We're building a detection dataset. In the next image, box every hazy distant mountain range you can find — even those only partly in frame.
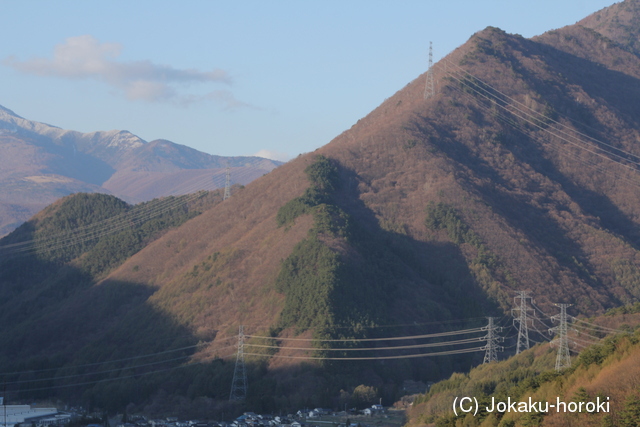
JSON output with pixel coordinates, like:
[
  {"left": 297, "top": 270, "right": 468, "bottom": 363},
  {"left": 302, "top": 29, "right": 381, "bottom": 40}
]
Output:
[{"left": 0, "top": 105, "right": 282, "bottom": 235}]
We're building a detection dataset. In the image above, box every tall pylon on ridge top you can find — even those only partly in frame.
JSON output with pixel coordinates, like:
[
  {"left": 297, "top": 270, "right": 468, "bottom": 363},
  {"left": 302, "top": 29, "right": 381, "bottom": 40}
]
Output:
[
  {"left": 424, "top": 41, "right": 435, "bottom": 99},
  {"left": 229, "top": 325, "right": 247, "bottom": 401},
  {"left": 512, "top": 291, "right": 534, "bottom": 354},
  {"left": 549, "top": 304, "right": 573, "bottom": 372},
  {"left": 482, "top": 317, "right": 503, "bottom": 364},
  {"left": 223, "top": 166, "right": 231, "bottom": 200}
]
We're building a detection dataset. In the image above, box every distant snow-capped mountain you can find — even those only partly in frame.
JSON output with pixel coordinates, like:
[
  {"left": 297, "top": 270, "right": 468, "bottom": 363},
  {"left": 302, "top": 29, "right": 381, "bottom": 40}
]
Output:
[{"left": 0, "top": 104, "right": 283, "bottom": 236}]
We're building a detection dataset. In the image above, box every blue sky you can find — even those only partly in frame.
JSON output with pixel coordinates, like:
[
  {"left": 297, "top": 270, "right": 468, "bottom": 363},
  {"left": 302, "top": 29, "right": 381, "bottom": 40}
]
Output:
[{"left": 0, "top": 1, "right": 616, "bottom": 162}]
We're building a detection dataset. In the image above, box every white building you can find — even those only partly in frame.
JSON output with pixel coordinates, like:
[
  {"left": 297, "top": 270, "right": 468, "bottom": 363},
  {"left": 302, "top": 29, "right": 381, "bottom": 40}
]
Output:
[
  {"left": 36, "top": 414, "right": 72, "bottom": 427},
  {"left": 0, "top": 405, "right": 59, "bottom": 427}
]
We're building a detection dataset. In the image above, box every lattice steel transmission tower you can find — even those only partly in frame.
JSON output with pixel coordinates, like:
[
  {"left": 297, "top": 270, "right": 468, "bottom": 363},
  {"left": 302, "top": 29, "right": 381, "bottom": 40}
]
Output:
[
  {"left": 512, "top": 291, "right": 534, "bottom": 354},
  {"left": 482, "top": 317, "right": 503, "bottom": 364},
  {"left": 424, "top": 41, "right": 435, "bottom": 99},
  {"left": 223, "top": 167, "right": 231, "bottom": 200},
  {"left": 549, "top": 304, "right": 573, "bottom": 372},
  {"left": 229, "top": 325, "right": 247, "bottom": 401}
]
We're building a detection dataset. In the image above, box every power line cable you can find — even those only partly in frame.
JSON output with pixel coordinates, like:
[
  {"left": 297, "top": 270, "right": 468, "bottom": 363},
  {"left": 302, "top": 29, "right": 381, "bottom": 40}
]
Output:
[
  {"left": 0, "top": 161, "right": 267, "bottom": 257},
  {"left": 2, "top": 185, "right": 211, "bottom": 253},
  {"left": 0, "top": 192, "right": 204, "bottom": 256},
  {"left": 438, "top": 59, "right": 640, "bottom": 188},
  {"left": 240, "top": 316, "right": 491, "bottom": 331},
  {"left": 244, "top": 346, "right": 485, "bottom": 361},
  {"left": 439, "top": 58, "right": 640, "bottom": 168},
  {"left": 6, "top": 351, "right": 238, "bottom": 394},
  {"left": 437, "top": 62, "right": 640, "bottom": 188},
  {"left": 573, "top": 327, "right": 608, "bottom": 340},
  {"left": 245, "top": 327, "right": 485, "bottom": 343},
  {"left": 0, "top": 336, "right": 235, "bottom": 377},
  {"left": 572, "top": 317, "right": 629, "bottom": 334},
  {"left": 0, "top": 343, "right": 237, "bottom": 387},
  {"left": 570, "top": 335, "right": 601, "bottom": 347},
  {"left": 244, "top": 336, "right": 484, "bottom": 352}
]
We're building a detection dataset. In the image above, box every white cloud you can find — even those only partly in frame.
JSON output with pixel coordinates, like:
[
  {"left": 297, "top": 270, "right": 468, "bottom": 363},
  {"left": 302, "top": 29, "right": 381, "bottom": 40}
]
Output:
[
  {"left": 125, "top": 80, "right": 176, "bottom": 102},
  {"left": 253, "top": 149, "right": 291, "bottom": 162},
  {"left": 178, "top": 89, "right": 259, "bottom": 110},
  {"left": 3, "top": 35, "right": 252, "bottom": 108}
]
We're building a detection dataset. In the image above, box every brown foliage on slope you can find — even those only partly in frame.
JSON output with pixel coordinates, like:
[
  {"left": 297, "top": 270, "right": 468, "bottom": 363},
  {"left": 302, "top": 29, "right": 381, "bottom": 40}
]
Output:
[
  {"left": 5, "top": 1, "right": 640, "bottom": 408},
  {"left": 102, "top": 155, "right": 315, "bottom": 345},
  {"left": 90, "top": 0, "right": 640, "bottom": 365}
]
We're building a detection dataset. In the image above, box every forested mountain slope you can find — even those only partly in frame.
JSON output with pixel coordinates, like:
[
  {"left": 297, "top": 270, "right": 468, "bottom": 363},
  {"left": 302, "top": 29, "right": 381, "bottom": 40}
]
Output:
[
  {"left": 406, "top": 309, "right": 640, "bottom": 426},
  {"left": 2, "top": 0, "right": 640, "bottom": 415}
]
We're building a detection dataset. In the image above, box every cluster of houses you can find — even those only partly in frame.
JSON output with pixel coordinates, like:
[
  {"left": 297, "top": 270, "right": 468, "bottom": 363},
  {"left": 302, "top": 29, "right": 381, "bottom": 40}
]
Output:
[
  {"left": 117, "top": 418, "right": 227, "bottom": 427},
  {"left": 300, "top": 405, "right": 384, "bottom": 419},
  {"left": 113, "top": 405, "right": 387, "bottom": 427},
  {"left": 229, "top": 406, "right": 386, "bottom": 427},
  {"left": 0, "top": 402, "right": 387, "bottom": 427}
]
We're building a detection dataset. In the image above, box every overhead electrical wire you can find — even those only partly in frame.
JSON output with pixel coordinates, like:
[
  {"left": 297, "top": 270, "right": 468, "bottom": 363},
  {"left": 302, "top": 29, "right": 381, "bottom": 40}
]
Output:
[
  {"left": 3, "top": 354, "right": 194, "bottom": 386},
  {"left": 1, "top": 197, "right": 198, "bottom": 255},
  {"left": 573, "top": 323, "right": 608, "bottom": 337},
  {"left": 240, "top": 324, "right": 497, "bottom": 362},
  {"left": 572, "top": 317, "right": 629, "bottom": 334},
  {"left": 495, "top": 314, "right": 512, "bottom": 328},
  {"left": 570, "top": 335, "right": 601, "bottom": 347},
  {"left": 441, "top": 69, "right": 630, "bottom": 172},
  {"left": 447, "top": 59, "right": 640, "bottom": 165},
  {"left": 0, "top": 321, "right": 490, "bottom": 388},
  {"left": 0, "top": 176, "right": 214, "bottom": 255},
  {"left": 574, "top": 332, "right": 606, "bottom": 343},
  {"left": 244, "top": 336, "right": 484, "bottom": 352},
  {"left": 8, "top": 160, "right": 274, "bottom": 255},
  {"left": 529, "top": 322, "right": 552, "bottom": 339},
  {"left": 444, "top": 69, "right": 640, "bottom": 186},
  {"left": 435, "top": 58, "right": 640, "bottom": 188},
  {"left": 530, "top": 302, "right": 553, "bottom": 320},
  {"left": 0, "top": 321, "right": 495, "bottom": 393},
  {"left": 244, "top": 346, "right": 485, "bottom": 361},
  {"left": 2, "top": 307, "right": 626, "bottom": 393},
  {"left": 0, "top": 336, "right": 236, "bottom": 377},
  {"left": 0, "top": 161, "right": 267, "bottom": 257},
  {"left": 0, "top": 343, "right": 237, "bottom": 389},
  {"left": 527, "top": 336, "right": 547, "bottom": 345},
  {"left": 3, "top": 175, "right": 211, "bottom": 248},
  {"left": 242, "top": 316, "right": 491, "bottom": 331},
  {"left": 244, "top": 327, "right": 485, "bottom": 343},
  {"left": 438, "top": 58, "right": 640, "bottom": 168},
  {"left": 6, "top": 56, "right": 639, "bottom": 395},
  {"left": 440, "top": 72, "right": 632, "bottom": 185},
  {"left": 6, "top": 351, "right": 238, "bottom": 394}
]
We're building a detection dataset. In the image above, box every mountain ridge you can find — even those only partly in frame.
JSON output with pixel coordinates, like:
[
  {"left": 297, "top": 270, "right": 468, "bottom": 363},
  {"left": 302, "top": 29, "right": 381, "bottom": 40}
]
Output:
[
  {"left": 578, "top": 0, "right": 640, "bottom": 57},
  {"left": 0, "top": 104, "right": 282, "bottom": 235}
]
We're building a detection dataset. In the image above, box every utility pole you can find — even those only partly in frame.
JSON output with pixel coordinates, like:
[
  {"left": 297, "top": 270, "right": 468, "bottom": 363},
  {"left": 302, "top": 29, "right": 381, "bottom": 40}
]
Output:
[
  {"left": 223, "top": 167, "right": 231, "bottom": 200},
  {"left": 229, "top": 325, "right": 247, "bottom": 401},
  {"left": 482, "top": 317, "right": 503, "bottom": 364},
  {"left": 424, "top": 41, "right": 435, "bottom": 99},
  {"left": 549, "top": 304, "right": 573, "bottom": 371},
  {"left": 512, "top": 291, "right": 534, "bottom": 354}
]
